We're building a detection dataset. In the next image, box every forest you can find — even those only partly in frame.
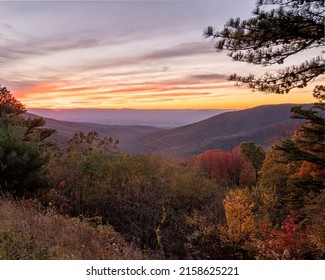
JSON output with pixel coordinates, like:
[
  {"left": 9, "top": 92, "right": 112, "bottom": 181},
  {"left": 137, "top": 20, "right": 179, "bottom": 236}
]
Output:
[
  {"left": 0, "top": 84, "right": 324, "bottom": 260},
  {"left": 0, "top": 0, "right": 324, "bottom": 260}
]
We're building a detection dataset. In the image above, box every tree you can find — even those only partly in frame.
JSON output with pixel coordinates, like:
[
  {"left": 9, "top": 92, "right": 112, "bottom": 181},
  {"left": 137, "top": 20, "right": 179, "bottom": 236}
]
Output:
[
  {"left": 204, "top": 0, "right": 324, "bottom": 94},
  {"left": 185, "top": 211, "right": 223, "bottom": 259},
  {"left": 0, "top": 85, "right": 55, "bottom": 196},
  {"left": 0, "top": 85, "right": 25, "bottom": 119},
  {"left": 271, "top": 90, "right": 325, "bottom": 215},
  {"left": 219, "top": 188, "right": 256, "bottom": 259},
  {"left": 239, "top": 142, "right": 265, "bottom": 186},
  {"left": 276, "top": 90, "right": 324, "bottom": 192},
  {"left": 49, "top": 131, "right": 118, "bottom": 213},
  {"left": 223, "top": 189, "right": 255, "bottom": 242},
  {"left": 193, "top": 149, "right": 243, "bottom": 185},
  {"left": 276, "top": 89, "right": 324, "bottom": 167},
  {"left": 258, "top": 148, "right": 290, "bottom": 224}
]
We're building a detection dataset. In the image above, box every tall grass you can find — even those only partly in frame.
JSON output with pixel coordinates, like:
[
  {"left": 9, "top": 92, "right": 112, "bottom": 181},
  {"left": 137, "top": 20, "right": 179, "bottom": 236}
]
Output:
[{"left": 0, "top": 198, "right": 143, "bottom": 260}]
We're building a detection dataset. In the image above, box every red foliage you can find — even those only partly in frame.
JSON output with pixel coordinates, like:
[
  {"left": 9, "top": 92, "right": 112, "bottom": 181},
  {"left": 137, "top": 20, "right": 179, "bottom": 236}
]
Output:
[
  {"left": 257, "top": 215, "right": 308, "bottom": 259},
  {"left": 194, "top": 149, "right": 243, "bottom": 184},
  {"left": 279, "top": 215, "right": 302, "bottom": 249}
]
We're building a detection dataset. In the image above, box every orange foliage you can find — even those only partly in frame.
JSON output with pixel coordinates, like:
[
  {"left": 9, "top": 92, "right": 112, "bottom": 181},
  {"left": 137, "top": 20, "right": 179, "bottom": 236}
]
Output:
[{"left": 292, "top": 161, "right": 324, "bottom": 182}]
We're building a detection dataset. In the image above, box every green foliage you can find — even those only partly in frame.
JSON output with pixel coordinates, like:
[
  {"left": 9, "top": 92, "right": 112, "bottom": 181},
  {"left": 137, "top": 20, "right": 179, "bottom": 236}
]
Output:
[
  {"left": 252, "top": 94, "right": 325, "bottom": 259},
  {"left": 276, "top": 92, "right": 325, "bottom": 197},
  {"left": 257, "top": 94, "right": 324, "bottom": 229},
  {"left": 48, "top": 145, "right": 225, "bottom": 258},
  {"left": 0, "top": 125, "right": 50, "bottom": 196},
  {"left": 205, "top": 0, "right": 324, "bottom": 94},
  {"left": 0, "top": 85, "right": 25, "bottom": 122},
  {"left": 259, "top": 148, "right": 290, "bottom": 224},
  {"left": 94, "top": 153, "right": 223, "bottom": 258},
  {"left": 0, "top": 231, "right": 51, "bottom": 260},
  {"left": 48, "top": 131, "right": 117, "bottom": 214},
  {"left": 185, "top": 211, "right": 223, "bottom": 259},
  {"left": 239, "top": 142, "right": 266, "bottom": 185},
  {"left": 276, "top": 91, "right": 325, "bottom": 168},
  {"left": 0, "top": 86, "right": 55, "bottom": 197}
]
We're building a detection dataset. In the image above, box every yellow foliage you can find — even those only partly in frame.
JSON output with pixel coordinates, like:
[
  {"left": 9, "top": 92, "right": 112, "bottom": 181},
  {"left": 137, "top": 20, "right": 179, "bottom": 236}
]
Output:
[{"left": 223, "top": 188, "right": 255, "bottom": 242}]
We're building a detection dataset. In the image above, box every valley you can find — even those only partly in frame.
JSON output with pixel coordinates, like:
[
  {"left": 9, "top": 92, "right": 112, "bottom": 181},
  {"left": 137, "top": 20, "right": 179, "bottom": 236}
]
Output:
[{"left": 32, "top": 104, "right": 303, "bottom": 157}]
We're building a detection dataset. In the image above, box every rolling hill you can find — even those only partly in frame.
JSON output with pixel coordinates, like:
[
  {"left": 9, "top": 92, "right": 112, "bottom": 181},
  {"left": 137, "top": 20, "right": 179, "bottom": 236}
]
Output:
[
  {"left": 24, "top": 113, "right": 163, "bottom": 149},
  {"left": 26, "top": 104, "right": 304, "bottom": 156},
  {"left": 27, "top": 108, "right": 230, "bottom": 127},
  {"left": 122, "top": 104, "right": 304, "bottom": 157}
]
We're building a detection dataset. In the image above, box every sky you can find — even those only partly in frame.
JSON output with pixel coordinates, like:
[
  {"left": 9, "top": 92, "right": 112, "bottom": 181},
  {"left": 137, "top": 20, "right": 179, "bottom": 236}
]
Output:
[{"left": 0, "top": 0, "right": 320, "bottom": 110}]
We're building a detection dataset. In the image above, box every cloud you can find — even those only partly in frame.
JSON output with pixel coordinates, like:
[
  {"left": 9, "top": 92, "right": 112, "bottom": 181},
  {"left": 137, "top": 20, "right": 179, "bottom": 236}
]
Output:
[
  {"left": 0, "top": 34, "right": 101, "bottom": 61},
  {"left": 189, "top": 73, "right": 227, "bottom": 81},
  {"left": 2, "top": 0, "right": 272, "bottom": 109},
  {"left": 43, "top": 38, "right": 100, "bottom": 52},
  {"left": 54, "top": 41, "right": 215, "bottom": 76},
  {"left": 2, "top": 23, "right": 13, "bottom": 30},
  {"left": 142, "top": 42, "right": 213, "bottom": 60}
]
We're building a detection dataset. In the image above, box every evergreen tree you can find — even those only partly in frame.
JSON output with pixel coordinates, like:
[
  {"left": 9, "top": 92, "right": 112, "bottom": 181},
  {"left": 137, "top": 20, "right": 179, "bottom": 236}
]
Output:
[
  {"left": 0, "top": 86, "right": 25, "bottom": 117},
  {"left": 276, "top": 88, "right": 325, "bottom": 194},
  {"left": 0, "top": 85, "right": 55, "bottom": 197},
  {"left": 204, "top": 0, "right": 324, "bottom": 94}
]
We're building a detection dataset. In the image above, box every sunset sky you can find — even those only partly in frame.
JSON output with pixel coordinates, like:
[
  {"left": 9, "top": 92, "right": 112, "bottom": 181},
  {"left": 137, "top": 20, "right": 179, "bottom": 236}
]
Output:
[{"left": 0, "top": 0, "right": 319, "bottom": 110}]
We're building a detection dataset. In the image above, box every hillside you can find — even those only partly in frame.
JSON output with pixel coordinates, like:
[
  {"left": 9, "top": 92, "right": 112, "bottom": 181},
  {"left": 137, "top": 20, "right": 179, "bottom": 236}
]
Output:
[
  {"left": 27, "top": 108, "right": 230, "bottom": 127},
  {"left": 25, "top": 113, "right": 163, "bottom": 149},
  {"left": 26, "top": 104, "right": 304, "bottom": 156},
  {"left": 122, "top": 104, "right": 304, "bottom": 157},
  {"left": 0, "top": 198, "right": 143, "bottom": 260}
]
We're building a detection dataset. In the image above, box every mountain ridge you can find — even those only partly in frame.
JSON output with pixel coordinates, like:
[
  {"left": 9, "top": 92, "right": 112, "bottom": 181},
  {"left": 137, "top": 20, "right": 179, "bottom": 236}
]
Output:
[
  {"left": 24, "top": 112, "right": 163, "bottom": 148},
  {"left": 121, "top": 104, "right": 305, "bottom": 157},
  {"left": 27, "top": 104, "right": 305, "bottom": 157},
  {"left": 27, "top": 108, "right": 231, "bottom": 127}
]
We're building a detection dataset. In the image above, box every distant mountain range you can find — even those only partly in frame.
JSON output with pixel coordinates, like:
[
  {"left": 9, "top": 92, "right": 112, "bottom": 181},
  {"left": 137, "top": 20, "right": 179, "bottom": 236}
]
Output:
[
  {"left": 27, "top": 104, "right": 304, "bottom": 157},
  {"left": 27, "top": 108, "right": 231, "bottom": 127},
  {"left": 122, "top": 104, "right": 304, "bottom": 157},
  {"left": 25, "top": 113, "right": 162, "bottom": 148}
]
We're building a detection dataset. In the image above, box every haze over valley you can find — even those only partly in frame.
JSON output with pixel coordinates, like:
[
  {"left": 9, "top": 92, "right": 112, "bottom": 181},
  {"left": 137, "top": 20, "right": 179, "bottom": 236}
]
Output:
[
  {"left": 27, "top": 108, "right": 231, "bottom": 127},
  {"left": 28, "top": 104, "right": 304, "bottom": 157}
]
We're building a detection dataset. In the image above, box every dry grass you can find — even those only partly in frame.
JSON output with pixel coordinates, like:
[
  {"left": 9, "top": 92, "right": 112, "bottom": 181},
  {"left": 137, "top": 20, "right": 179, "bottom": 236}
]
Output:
[{"left": 0, "top": 198, "right": 144, "bottom": 260}]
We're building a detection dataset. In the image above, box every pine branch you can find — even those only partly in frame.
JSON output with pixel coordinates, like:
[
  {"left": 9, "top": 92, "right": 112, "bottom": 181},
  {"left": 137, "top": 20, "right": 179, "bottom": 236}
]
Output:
[
  {"left": 204, "top": 0, "right": 324, "bottom": 93},
  {"left": 228, "top": 56, "right": 324, "bottom": 93}
]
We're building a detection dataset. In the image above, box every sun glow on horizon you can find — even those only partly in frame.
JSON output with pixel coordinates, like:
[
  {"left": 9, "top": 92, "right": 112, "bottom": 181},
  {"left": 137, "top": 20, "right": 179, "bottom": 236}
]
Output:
[
  {"left": 15, "top": 77, "right": 317, "bottom": 110},
  {"left": 19, "top": 87, "right": 316, "bottom": 110},
  {"left": 1, "top": 1, "right": 320, "bottom": 111}
]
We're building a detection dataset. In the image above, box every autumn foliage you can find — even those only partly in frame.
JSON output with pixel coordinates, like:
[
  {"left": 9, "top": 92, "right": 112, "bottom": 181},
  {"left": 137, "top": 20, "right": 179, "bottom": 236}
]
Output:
[
  {"left": 1, "top": 85, "right": 324, "bottom": 259},
  {"left": 193, "top": 149, "right": 243, "bottom": 185}
]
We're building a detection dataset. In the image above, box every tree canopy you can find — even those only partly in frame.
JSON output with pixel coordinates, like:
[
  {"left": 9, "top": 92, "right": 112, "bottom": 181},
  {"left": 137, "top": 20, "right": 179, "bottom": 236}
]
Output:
[
  {"left": 204, "top": 0, "right": 324, "bottom": 94},
  {"left": 239, "top": 142, "right": 265, "bottom": 185},
  {"left": 275, "top": 88, "right": 324, "bottom": 195},
  {"left": 276, "top": 90, "right": 324, "bottom": 167},
  {"left": 0, "top": 85, "right": 55, "bottom": 196},
  {"left": 0, "top": 86, "right": 26, "bottom": 128}
]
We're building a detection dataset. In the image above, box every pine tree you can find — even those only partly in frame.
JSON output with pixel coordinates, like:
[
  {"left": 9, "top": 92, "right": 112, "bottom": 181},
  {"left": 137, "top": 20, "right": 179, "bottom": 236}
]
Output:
[
  {"left": 0, "top": 85, "right": 56, "bottom": 196},
  {"left": 204, "top": 0, "right": 324, "bottom": 94},
  {"left": 276, "top": 88, "right": 325, "bottom": 194}
]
